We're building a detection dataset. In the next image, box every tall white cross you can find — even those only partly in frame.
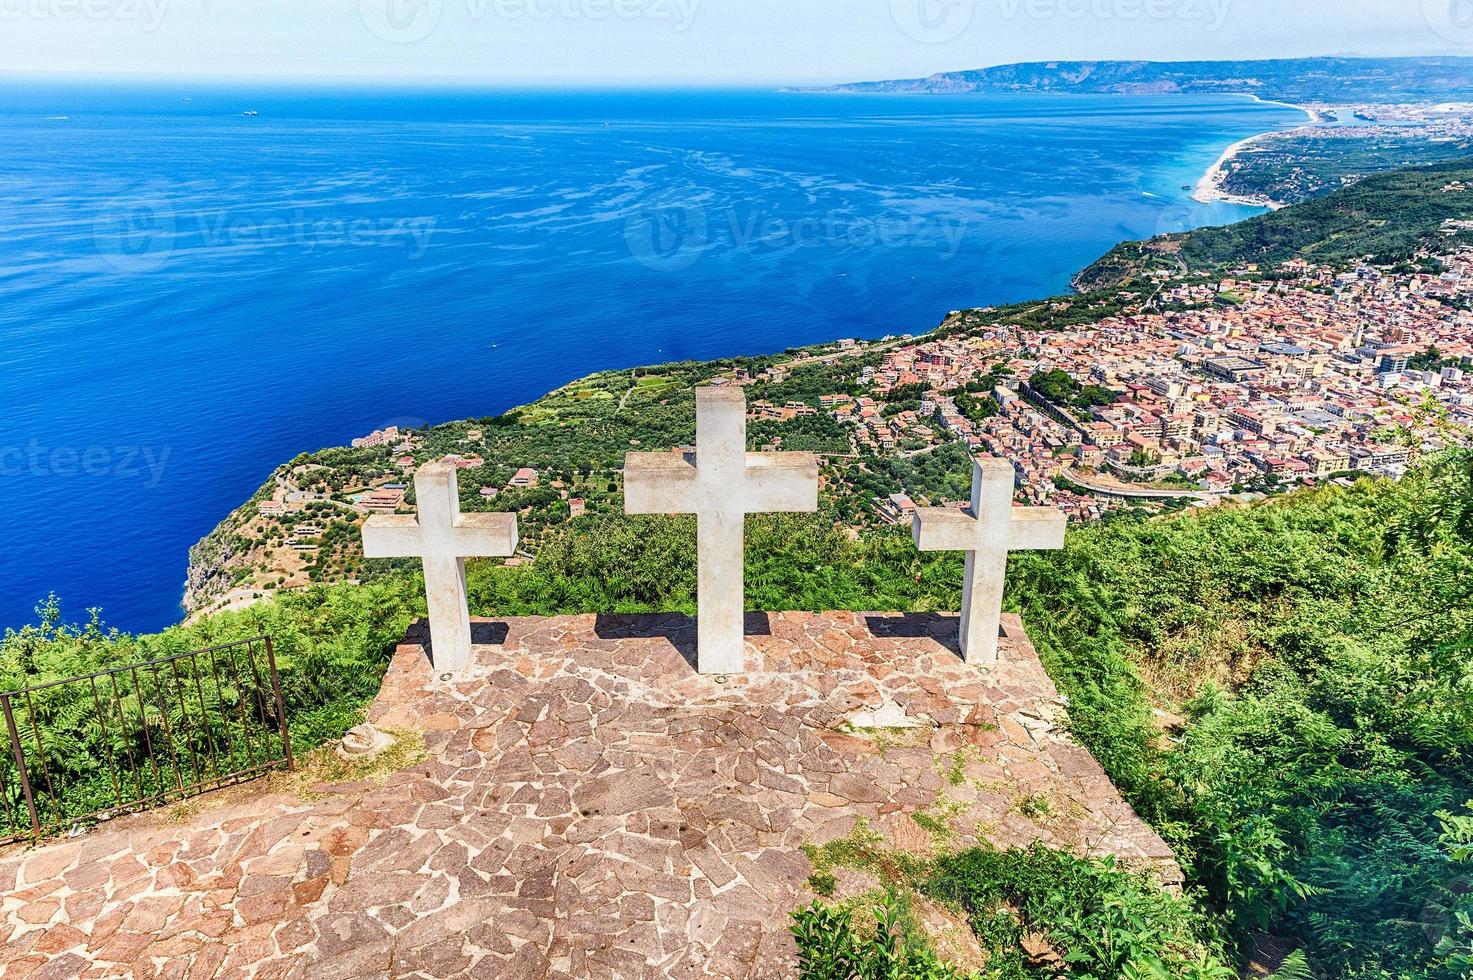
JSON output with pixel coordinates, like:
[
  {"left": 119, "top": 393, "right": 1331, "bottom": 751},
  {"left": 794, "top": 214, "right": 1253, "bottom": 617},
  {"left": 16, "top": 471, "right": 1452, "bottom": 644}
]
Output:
[
  {"left": 912, "top": 457, "right": 1066, "bottom": 666},
  {"left": 361, "top": 460, "right": 518, "bottom": 675},
  {"left": 625, "top": 387, "right": 818, "bottom": 674}
]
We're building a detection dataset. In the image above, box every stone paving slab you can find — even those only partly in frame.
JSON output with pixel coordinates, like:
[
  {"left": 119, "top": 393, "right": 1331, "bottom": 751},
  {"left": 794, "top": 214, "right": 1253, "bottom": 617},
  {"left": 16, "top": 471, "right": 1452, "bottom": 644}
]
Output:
[{"left": 0, "top": 612, "right": 1178, "bottom": 979}]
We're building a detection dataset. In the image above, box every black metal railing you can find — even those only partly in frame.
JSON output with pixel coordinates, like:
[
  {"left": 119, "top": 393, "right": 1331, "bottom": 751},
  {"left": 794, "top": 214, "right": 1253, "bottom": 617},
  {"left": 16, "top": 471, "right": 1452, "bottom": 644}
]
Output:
[{"left": 0, "top": 636, "right": 292, "bottom": 843}]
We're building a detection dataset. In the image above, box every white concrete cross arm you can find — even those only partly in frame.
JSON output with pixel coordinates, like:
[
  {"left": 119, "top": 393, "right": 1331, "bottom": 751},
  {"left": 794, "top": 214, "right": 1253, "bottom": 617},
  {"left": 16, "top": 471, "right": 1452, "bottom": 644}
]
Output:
[
  {"left": 623, "top": 452, "right": 699, "bottom": 514},
  {"left": 911, "top": 457, "right": 1066, "bottom": 666},
  {"left": 624, "top": 451, "right": 818, "bottom": 515},
  {"left": 911, "top": 505, "right": 1066, "bottom": 553},
  {"left": 361, "top": 511, "right": 518, "bottom": 559},
  {"left": 623, "top": 386, "right": 819, "bottom": 674},
  {"left": 360, "top": 460, "right": 518, "bottom": 676},
  {"left": 625, "top": 388, "right": 818, "bottom": 515}
]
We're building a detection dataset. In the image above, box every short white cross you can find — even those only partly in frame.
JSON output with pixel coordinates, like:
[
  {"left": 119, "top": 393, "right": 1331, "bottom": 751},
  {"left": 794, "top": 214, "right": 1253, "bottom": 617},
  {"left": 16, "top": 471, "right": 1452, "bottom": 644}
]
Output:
[
  {"left": 912, "top": 457, "right": 1066, "bottom": 665},
  {"left": 361, "top": 460, "right": 518, "bottom": 675},
  {"left": 625, "top": 387, "right": 818, "bottom": 674}
]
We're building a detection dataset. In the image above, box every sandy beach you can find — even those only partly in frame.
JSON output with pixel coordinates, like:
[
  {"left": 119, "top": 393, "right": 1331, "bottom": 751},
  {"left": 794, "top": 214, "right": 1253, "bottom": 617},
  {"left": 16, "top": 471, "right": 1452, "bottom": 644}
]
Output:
[
  {"left": 1192, "top": 131, "right": 1284, "bottom": 208},
  {"left": 1192, "top": 97, "right": 1321, "bottom": 209}
]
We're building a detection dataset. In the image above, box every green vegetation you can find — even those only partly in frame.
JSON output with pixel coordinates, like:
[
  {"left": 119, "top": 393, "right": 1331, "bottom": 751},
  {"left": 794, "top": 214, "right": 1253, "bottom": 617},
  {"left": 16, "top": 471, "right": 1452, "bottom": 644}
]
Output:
[
  {"left": 927, "top": 845, "right": 1234, "bottom": 978},
  {"left": 1, "top": 584, "right": 421, "bottom": 753},
  {"left": 0, "top": 581, "right": 421, "bottom": 835},
  {"left": 790, "top": 452, "right": 1473, "bottom": 978},
  {"left": 793, "top": 892, "right": 962, "bottom": 980},
  {"left": 749, "top": 413, "right": 853, "bottom": 454},
  {"left": 1408, "top": 345, "right": 1472, "bottom": 373},
  {"left": 1026, "top": 369, "right": 1119, "bottom": 412},
  {"left": 847, "top": 444, "right": 977, "bottom": 511},
  {"left": 942, "top": 293, "right": 1142, "bottom": 337},
  {"left": 1009, "top": 450, "right": 1473, "bottom": 978},
  {"left": 1077, "top": 157, "right": 1473, "bottom": 290},
  {"left": 792, "top": 843, "right": 1234, "bottom": 979}
]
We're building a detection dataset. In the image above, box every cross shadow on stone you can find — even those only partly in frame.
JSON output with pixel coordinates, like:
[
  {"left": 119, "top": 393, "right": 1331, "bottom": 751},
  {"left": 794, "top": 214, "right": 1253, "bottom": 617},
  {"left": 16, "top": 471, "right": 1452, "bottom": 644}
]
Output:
[
  {"left": 593, "top": 613, "right": 700, "bottom": 670},
  {"left": 743, "top": 611, "right": 774, "bottom": 639},
  {"left": 592, "top": 612, "right": 773, "bottom": 673},
  {"left": 863, "top": 613, "right": 963, "bottom": 658},
  {"left": 470, "top": 621, "right": 510, "bottom": 646},
  {"left": 400, "top": 617, "right": 511, "bottom": 671}
]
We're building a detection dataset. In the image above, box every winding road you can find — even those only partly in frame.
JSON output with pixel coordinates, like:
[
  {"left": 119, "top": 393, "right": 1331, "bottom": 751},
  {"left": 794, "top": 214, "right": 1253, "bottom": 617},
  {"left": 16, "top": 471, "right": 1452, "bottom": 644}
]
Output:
[{"left": 1058, "top": 466, "right": 1220, "bottom": 503}]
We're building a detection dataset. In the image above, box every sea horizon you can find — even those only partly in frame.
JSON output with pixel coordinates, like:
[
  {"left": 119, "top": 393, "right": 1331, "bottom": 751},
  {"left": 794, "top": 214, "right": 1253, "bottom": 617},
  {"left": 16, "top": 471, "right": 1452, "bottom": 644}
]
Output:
[{"left": 0, "top": 85, "right": 1301, "bottom": 634}]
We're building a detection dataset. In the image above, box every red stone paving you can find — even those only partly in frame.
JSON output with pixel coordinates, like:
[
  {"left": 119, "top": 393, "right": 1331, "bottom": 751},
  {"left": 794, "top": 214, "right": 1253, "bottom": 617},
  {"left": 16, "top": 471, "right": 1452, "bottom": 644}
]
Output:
[{"left": 0, "top": 612, "right": 1177, "bottom": 979}]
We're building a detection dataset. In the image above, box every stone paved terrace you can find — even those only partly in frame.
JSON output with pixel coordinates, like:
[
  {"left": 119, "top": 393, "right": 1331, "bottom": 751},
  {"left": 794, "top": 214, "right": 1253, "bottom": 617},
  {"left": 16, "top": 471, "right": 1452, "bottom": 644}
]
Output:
[{"left": 0, "top": 612, "right": 1177, "bottom": 979}]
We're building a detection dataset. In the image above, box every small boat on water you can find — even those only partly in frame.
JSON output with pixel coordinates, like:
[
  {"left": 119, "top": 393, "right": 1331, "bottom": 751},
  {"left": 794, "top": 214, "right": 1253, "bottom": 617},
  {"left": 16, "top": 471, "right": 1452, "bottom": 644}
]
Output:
[{"left": 242, "top": 110, "right": 259, "bottom": 117}]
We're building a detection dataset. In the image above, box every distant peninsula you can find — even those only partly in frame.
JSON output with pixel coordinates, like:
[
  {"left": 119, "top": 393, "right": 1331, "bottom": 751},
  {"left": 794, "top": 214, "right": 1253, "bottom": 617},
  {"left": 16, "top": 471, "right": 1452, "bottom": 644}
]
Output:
[
  {"left": 800, "top": 57, "right": 1473, "bottom": 210},
  {"left": 799, "top": 56, "right": 1473, "bottom": 104}
]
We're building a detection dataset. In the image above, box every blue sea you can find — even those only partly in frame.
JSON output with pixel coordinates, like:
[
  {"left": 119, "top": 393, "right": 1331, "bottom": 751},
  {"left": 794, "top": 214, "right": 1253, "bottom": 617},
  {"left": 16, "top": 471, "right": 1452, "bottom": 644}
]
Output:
[{"left": 0, "top": 83, "right": 1302, "bottom": 633}]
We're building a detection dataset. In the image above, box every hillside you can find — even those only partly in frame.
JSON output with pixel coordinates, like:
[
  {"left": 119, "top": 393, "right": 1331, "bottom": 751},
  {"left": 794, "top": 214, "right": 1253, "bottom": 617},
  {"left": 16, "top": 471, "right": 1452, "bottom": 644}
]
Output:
[
  {"left": 182, "top": 346, "right": 889, "bottom": 616},
  {"left": 811, "top": 56, "right": 1473, "bottom": 102},
  {"left": 1076, "top": 156, "right": 1473, "bottom": 290}
]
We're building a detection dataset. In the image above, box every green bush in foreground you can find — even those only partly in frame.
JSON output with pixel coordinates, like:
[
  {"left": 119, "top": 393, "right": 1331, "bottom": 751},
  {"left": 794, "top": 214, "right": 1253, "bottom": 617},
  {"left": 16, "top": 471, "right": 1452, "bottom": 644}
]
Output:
[
  {"left": 793, "top": 893, "right": 961, "bottom": 980},
  {"left": 792, "top": 844, "right": 1234, "bottom": 980},
  {"left": 1009, "top": 450, "right": 1473, "bottom": 978}
]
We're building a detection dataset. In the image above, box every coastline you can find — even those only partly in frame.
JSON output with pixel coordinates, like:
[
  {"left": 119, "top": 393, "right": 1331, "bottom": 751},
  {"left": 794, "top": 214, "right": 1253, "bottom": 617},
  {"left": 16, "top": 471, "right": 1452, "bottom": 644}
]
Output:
[
  {"left": 1191, "top": 96, "right": 1322, "bottom": 210},
  {"left": 1192, "top": 131, "right": 1285, "bottom": 209}
]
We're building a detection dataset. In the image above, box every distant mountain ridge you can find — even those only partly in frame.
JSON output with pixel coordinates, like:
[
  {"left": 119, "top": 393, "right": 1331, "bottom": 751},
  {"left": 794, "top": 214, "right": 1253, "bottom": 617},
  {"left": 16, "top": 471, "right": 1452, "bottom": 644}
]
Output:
[{"left": 806, "top": 57, "right": 1473, "bottom": 103}]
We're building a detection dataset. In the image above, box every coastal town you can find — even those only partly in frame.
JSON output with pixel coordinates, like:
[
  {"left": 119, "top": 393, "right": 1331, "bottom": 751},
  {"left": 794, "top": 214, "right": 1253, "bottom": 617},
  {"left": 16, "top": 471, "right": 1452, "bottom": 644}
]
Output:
[{"left": 802, "top": 248, "right": 1473, "bottom": 524}]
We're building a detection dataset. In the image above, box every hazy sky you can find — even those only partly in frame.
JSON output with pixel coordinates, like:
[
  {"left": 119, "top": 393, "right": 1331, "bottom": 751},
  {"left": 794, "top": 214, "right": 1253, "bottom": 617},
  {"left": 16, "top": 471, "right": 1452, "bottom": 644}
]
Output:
[{"left": 3, "top": 0, "right": 1471, "bottom": 84}]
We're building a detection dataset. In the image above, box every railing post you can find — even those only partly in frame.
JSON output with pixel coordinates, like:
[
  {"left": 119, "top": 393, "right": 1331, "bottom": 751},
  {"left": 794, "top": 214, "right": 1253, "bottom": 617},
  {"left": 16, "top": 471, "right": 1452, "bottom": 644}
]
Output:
[
  {"left": 263, "top": 638, "right": 294, "bottom": 769},
  {"left": 1, "top": 693, "right": 42, "bottom": 840}
]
